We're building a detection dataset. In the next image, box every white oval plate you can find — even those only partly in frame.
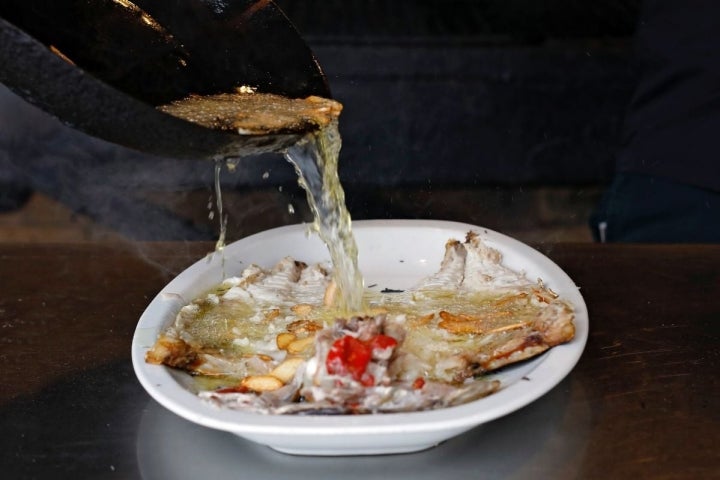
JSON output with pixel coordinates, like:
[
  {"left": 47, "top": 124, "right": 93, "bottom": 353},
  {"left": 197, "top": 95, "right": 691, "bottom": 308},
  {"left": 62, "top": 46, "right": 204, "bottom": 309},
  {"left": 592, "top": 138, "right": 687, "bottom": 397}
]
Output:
[{"left": 131, "top": 220, "right": 588, "bottom": 456}]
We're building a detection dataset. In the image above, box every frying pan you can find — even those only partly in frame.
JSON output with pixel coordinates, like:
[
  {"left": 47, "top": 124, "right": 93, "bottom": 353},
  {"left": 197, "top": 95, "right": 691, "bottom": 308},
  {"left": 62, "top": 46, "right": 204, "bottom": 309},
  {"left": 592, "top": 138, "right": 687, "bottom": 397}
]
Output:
[{"left": 0, "top": 0, "right": 331, "bottom": 160}]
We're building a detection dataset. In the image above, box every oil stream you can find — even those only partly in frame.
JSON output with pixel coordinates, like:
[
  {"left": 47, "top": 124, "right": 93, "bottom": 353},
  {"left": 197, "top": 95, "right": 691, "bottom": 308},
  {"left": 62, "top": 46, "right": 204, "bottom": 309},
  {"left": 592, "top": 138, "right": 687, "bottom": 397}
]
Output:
[
  {"left": 283, "top": 120, "right": 364, "bottom": 313},
  {"left": 164, "top": 92, "right": 364, "bottom": 313}
]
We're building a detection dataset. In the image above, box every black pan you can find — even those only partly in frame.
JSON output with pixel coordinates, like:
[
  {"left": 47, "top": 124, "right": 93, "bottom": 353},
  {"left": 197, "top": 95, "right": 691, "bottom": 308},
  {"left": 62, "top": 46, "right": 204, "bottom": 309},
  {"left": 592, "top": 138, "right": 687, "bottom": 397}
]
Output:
[{"left": 0, "top": 0, "right": 331, "bottom": 159}]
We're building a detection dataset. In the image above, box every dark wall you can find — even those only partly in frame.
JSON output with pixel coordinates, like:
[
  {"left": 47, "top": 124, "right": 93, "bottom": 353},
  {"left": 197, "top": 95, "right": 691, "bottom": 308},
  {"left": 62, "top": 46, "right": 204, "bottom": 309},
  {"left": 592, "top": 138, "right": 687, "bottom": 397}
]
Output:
[
  {"left": 278, "top": 0, "right": 641, "bottom": 187},
  {"left": 318, "top": 39, "right": 636, "bottom": 187},
  {"left": 276, "top": 1, "right": 640, "bottom": 39},
  {"left": 1, "top": 2, "right": 641, "bottom": 237}
]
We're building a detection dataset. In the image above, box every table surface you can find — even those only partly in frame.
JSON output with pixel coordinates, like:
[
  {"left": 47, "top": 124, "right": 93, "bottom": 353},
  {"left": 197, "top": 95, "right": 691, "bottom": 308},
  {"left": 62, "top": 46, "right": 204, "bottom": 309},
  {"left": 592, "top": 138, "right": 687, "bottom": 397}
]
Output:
[{"left": 1, "top": 241, "right": 718, "bottom": 479}]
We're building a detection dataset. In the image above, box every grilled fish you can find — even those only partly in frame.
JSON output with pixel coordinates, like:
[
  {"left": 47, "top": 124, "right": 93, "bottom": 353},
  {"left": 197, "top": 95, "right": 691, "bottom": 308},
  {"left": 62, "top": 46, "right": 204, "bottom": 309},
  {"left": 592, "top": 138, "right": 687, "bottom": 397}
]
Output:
[{"left": 146, "top": 232, "right": 575, "bottom": 414}]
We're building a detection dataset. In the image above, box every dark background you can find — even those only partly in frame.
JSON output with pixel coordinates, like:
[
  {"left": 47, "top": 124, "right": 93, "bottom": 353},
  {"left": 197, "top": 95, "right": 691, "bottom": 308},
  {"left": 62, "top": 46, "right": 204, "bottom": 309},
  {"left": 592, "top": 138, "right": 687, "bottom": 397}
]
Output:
[{"left": 0, "top": 1, "right": 641, "bottom": 241}]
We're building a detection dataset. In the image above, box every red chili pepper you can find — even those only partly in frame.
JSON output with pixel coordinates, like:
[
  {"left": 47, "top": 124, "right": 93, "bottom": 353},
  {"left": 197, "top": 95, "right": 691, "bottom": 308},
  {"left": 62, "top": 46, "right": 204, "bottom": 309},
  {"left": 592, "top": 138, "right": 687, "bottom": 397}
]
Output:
[
  {"left": 369, "top": 334, "right": 398, "bottom": 352},
  {"left": 326, "top": 335, "right": 372, "bottom": 383},
  {"left": 326, "top": 334, "right": 398, "bottom": 386},
  {"left": 412, "top": 377, "right": 426, "bottom": 390}
]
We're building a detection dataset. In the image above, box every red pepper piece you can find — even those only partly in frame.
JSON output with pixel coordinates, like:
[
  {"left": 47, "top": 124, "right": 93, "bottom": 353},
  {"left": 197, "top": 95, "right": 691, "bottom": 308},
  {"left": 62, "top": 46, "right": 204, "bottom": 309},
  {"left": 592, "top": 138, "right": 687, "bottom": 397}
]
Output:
[
  {"left": 368, "top": 334, "right": 398, "bottom": 353},
  {"left": 326, "top": 335, "right": 372, "bottom": 384},
  {"left": 412, "top": 377, "right": 425, "bottom": 390},
  {"left": 326, "top": 334, "right": 399, "bottom": 387}
]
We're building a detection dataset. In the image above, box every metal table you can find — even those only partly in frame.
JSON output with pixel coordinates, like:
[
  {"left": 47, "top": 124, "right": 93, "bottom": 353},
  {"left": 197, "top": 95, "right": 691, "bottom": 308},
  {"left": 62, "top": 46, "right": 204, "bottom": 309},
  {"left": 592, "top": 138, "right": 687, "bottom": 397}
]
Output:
[{"left": 1, "top": 242, "right": 718, "bottom": 479}]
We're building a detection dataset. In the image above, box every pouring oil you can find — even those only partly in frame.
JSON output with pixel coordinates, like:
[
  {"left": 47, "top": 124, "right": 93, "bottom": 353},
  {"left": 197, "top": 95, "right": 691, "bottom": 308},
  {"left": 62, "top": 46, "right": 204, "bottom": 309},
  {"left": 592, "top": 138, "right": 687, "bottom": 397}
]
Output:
[
  {"left": 284, "top": 120, "right": 364, "bottom": 313},
  {"left": 160, "top": 91, "right": 363, "bottom": 312},
  {"left": 213, "top": 159, "right": 228, "bottom": 252}
]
